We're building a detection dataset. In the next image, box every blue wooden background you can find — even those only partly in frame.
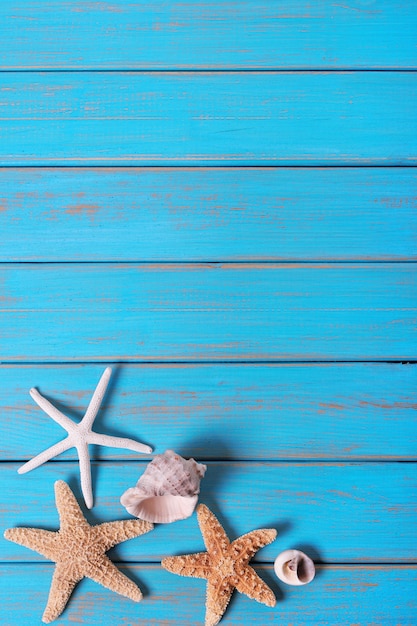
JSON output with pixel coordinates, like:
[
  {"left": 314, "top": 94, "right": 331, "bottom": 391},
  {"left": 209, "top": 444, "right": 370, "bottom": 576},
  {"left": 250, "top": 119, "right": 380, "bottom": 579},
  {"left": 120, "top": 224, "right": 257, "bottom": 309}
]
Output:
[{"left": 1, "top": 2, "right": 416, "bottom": 624}]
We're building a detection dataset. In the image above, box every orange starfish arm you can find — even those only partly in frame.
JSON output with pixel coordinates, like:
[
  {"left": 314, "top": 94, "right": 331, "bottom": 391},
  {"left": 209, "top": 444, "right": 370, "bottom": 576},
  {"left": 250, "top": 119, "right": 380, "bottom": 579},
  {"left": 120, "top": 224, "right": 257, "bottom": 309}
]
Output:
[
  {"left": 4, "top": 527, "right": 57, "bottom": 561},
  {"left": 162, "top": 552, "right": 212, "bottom": 579},
  {"left": 93, "top": 518, "right": 153, "bottom": 551},
  {"left": 197, "top": 504, "right": 230, "bottom": 555},
  {"left": 86, "top": 554, "right": 142, "bottom": 602},
  {"left": 42, "top": 562, "right": 82, "bottom": 624},
  {"left": 231, "top": 528, "right": 277, "bottom": 561},
  {"left": 163, "top": 506, "right": 277, "bottom": 624},
  {"left": 235, "top": 564, "right": 276, "bottom": 607},
  {"left": 205, "top": 578, "right": 234, "bottom": 626}
]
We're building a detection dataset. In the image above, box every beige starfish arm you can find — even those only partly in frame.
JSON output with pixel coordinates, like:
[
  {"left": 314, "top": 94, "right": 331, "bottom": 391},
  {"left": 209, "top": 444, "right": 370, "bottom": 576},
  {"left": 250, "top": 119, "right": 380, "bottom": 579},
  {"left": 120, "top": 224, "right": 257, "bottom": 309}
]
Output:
[
  {"left": 161, "top": 552, "right": 212, "bottom": 580},
  {"left": 54, "top": 480, "right": 89, "bottom": 531},
  {"left": 4, "top": 527, "right": 58, "bottom": 560},
  {"left": 86, "top": 554, "right": 143, "bottom": 602},
  {"left": 76, "top": 441, "right": 94, "bottom": 509},
  {"left": 205, "top": 578, "right": 234, "bottom": 626},
  {"left": 17, "top": 437, "right": 73, "bottom": 474},
  {"left": 231, "top": 528, "right": 277, "bottom": 561},
  {"left": 93, "top": 518, "right": 153, "bottom": 550},
  {"left": 88, "top": 431, "right": 152, "bottom": 454},
  {"left": 42, "top": 562, "right": 83, "bottom": 624},
  {"left": 30, "top": 387, "right": 75, "bottom": 432},
  {"left": 197, "top": 505, "right": 230, "bottom": 555},
  {"left": 234, "top": 565, "right": 276, "bottom": 608},
  {"left": 80, "top": 367, "right": 112, "bottom": 430}
]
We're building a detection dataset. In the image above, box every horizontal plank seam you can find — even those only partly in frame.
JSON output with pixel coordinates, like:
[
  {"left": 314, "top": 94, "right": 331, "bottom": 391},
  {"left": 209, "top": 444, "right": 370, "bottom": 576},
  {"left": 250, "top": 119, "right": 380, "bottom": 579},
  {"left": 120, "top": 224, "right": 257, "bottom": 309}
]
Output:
[
  {"left": 0, "top": 165, "right": 416, "bottom": 170},
  {"left": 3, "top": 460, "right": 417, "bottom": 464},
  {"left": 1, "top": 164, "right": 417, "bottom": 169},
  {"left": 0, "top": 261, "right": 415, "bottom": 265},
  {"left": 1, "top": 360, "right": 415, "bottom": 365},
  {"left": 0, "top": 455, "right": 417, "bottom": 466},
  {"left": 1, "top": 262, "right": 416, "bottom": 268},
  {"left": 1, "top": 561, "right": 416, "bottom": 567},
  {"left": 0, "top": 68, "right": 416, "bottom": 74},
  {"left": 0, "top": 361, "right": 415, "bottom": 366}
]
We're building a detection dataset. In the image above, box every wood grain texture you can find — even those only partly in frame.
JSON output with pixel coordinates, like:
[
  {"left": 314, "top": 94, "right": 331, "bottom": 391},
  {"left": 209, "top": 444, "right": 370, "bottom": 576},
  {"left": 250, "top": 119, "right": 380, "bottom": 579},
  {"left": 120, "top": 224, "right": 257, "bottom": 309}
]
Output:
[
  {"left": 2, "top": 462, "right": 416, "bottom": 563},
  {"left": 1, "top": 1, "right": 416, "bottom": 69},
  {"left": 1, "top": 72, "right": 416, "bottom": 165},
  {"left": 0, "top": 263, "right": 415, "bottom": 361},
  {"left": 0, "top": 4, "right": 415, "bottom": 625},
  {"left": 1, "top": 363, "right": 416, "bottom": 461},
  {"left": 1, "top": 167, "right": 416, "bottom": 261},
  {"left": 1, "top": 564, "right": 417, "bottom": 625}
]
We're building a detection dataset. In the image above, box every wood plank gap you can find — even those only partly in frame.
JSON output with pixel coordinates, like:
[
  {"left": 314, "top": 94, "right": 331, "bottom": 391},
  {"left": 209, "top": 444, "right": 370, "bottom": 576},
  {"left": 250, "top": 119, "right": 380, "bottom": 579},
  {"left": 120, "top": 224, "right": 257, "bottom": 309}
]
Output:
[
  {"left": 0, "top": 260, "right": 415, "bottom": 265},
  {"left": 6, "top": 163, "right": 409, "bottom": 166},
  {"left": 0, "top": 164, "right": 417, "bottom": 169},
  {"left": 0, "top": 359, "right": 417, "bottom": 367},
  {"left": 3, "top": 459, "right": 416, "bottom": 464},
  {"left": 0, "top": 68, "right": 417, "bottom": 73},
  {"left": 1, "top": 561, "right": 416, "bottom": 567},
  {"left": 0, "top": 69, "right": 416, "bottom": 74}
]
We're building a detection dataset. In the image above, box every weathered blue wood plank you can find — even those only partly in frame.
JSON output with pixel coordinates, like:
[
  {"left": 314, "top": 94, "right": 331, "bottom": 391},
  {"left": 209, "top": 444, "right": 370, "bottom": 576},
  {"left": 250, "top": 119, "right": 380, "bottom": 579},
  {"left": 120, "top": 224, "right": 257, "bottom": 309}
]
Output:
[
  {"left": 1, "top": 462, "right": 416, "bottom": 562},
  {"left": 1, "top": 1, "right": 416, "bottom": 69},
  {"left": 0, "top": 264, "right": 415, "bottom": 361},
  {"left": 1, "top": 73, "right": 416, "bottom": 165},
  {"left": 1, "top": 564, "right": 416, "bottom": 625},
  {"left": 1, "top": 167, "right": 416, "bottom": 261},
  {"left": 1, "top": 363, "right": 416, "bottom": 461}
]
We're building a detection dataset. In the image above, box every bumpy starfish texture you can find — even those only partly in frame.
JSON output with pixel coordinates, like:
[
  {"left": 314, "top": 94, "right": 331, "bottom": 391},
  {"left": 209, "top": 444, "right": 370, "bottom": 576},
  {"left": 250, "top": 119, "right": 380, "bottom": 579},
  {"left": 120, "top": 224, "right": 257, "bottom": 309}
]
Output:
[
  {"left": 162, "top": 504, "right": 277, "bottom": 626},
  {"left": 4, "top": 481, "right": 153, "bottom": 623},
  {"left": 18, "top": 367, "right": 152, "bottom": 508}
]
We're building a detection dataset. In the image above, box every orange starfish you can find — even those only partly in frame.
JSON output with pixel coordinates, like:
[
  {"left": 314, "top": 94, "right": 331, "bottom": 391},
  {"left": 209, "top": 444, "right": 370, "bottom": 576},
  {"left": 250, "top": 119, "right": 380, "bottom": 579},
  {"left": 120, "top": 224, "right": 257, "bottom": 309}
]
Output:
[
  {"left": 4, "top": 481, "right": 153, "bottom": 623},
  {"left": 162, "top": 504, "right": 277, "bottom": 626}
]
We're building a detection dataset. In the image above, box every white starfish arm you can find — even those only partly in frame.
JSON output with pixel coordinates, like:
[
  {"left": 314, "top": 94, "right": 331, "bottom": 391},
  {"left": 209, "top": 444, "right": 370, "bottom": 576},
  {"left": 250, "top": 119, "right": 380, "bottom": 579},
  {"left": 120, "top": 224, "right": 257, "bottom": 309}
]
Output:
[
  {"left": 76, "top": 441, "right": 93, "bottom": 509},
  {"left": 30, "top": 388, "right": 75, "bottom": 432},
  {"left": 81, "top": 367, "right": 112, "bottom": 430},
  {"left": 88, "top": 432, "right": 152, "bottom": 454},
  {"left": 18, "top": 437, "right": 73, "bottom": 474}
]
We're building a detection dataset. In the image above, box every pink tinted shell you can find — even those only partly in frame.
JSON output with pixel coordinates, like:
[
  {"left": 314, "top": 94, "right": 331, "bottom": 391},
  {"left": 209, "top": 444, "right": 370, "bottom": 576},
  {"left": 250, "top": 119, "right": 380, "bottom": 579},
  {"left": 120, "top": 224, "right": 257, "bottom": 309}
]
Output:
[{"left": 120, "top": 450, "right": 207, "bottom": 523}]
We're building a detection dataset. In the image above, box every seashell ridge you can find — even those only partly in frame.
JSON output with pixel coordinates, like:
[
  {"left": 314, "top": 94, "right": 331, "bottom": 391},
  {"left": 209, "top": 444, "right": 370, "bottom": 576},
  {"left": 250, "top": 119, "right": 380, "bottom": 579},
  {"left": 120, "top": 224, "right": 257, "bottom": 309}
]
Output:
[{"left": 120, "top": 449, "right": 207, "bottom": 523}]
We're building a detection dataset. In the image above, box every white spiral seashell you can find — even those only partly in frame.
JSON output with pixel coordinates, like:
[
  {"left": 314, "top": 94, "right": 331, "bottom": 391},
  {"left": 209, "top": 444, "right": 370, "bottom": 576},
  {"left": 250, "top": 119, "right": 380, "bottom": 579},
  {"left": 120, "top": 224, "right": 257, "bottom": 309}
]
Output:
[
  {"left": 274, "top": 549, "right": 315, "bottom": 586},
  {"left": 120, "top": 449, "right": 207, "bottom": 523}
]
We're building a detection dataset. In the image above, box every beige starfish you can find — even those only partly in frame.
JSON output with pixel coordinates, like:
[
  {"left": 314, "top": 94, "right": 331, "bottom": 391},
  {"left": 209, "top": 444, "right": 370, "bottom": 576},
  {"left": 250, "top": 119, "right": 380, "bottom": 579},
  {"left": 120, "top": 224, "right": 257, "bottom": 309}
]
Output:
[
  {"left": 162, "top": 504, "right": 277, "bottom": 626},
  {"left": 4, "top": 480, "right": 153, "bottom": 623}
]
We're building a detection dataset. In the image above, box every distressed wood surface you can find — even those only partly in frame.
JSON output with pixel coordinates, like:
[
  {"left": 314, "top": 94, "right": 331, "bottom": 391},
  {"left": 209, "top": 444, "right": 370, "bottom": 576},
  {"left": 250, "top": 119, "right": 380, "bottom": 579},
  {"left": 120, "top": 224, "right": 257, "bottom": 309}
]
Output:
[
  {"left": 2, "top": 462, "right": 416, "bottom": 563},
  {"left": 1, "top": 565, "right": 416, "bottom": 626},
  {"left": 1, "top": 72, "right": 416, "bottom": 165},
  {"left": 0, "top": 263, "right": 415, "bottom": 361},
  {"left": 1, "top": 1, "right": 416, "bottom": 70},
  {"left": 1, "top": 1, "right": 415, "bottom": 623},
  {"left": 1, "top": 363, "right": 416, "bottom": 461},
  {"left": 0, "top": 167, "right": 416, "bottom": 262}
]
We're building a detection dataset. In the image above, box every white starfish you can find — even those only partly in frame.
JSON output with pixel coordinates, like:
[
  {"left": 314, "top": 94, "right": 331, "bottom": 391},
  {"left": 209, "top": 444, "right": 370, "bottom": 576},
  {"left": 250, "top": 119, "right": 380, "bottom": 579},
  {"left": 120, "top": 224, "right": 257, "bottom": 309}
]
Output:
[{"left": 18, "top": 367, "right": 152, "bottom": 509}]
